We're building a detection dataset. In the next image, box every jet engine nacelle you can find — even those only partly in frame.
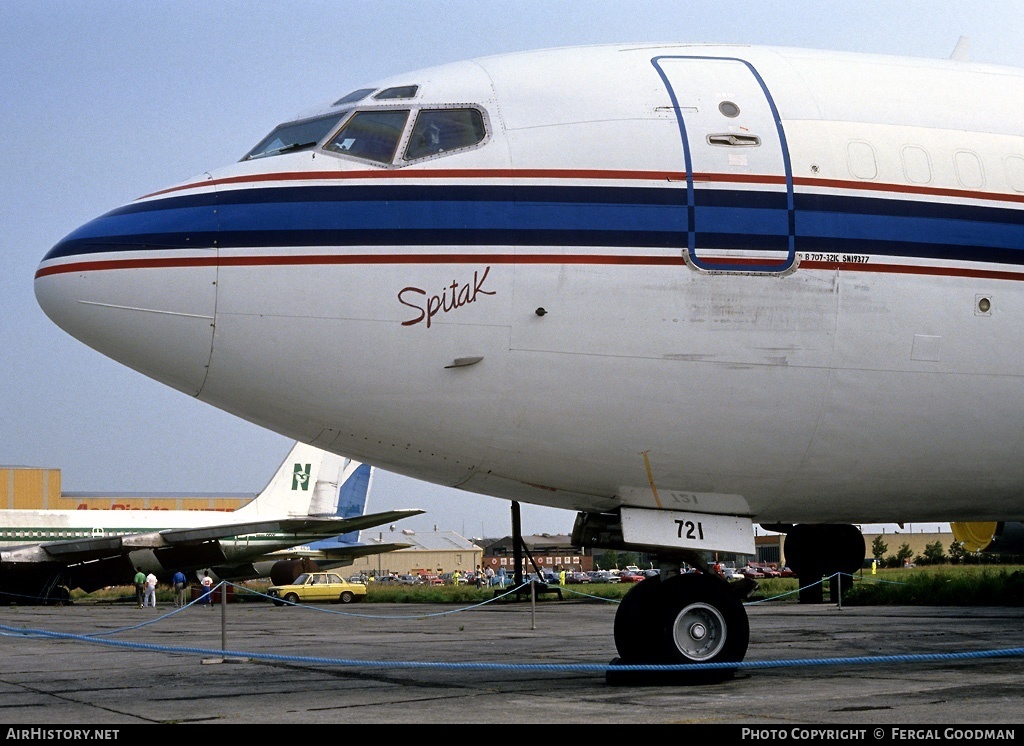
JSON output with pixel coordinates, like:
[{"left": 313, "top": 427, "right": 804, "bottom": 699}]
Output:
[
  {"left": 268, "top": 558, "right": 320, "bottom": 586},
  {"left": 950, "top": 521, "right": 1024, "bottom": 554}
]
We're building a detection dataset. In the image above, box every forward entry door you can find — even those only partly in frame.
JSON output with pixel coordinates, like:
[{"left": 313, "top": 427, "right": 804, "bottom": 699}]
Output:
[{"left": 652, "top": 56, "right": 796, "bottom": 273}]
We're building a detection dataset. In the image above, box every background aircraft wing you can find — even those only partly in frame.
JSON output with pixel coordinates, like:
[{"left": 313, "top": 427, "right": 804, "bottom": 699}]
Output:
[
  {"left": 1, "top": 536, "right": 125, "bottom": 565},
  {"left": 0, "top": 509, "right": 423, "bottom": 565},
  {"left": 152, "top": 508, "right": 424, "bottom": 545}
]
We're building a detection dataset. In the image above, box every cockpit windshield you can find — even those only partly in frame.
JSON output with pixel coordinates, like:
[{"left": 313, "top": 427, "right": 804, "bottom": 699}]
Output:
[
  {"left": 243, "top": 111, "right": 348, "bottom": 161},
  {"left": 324, "top": 109, "right": 410, "bottom": 164}
]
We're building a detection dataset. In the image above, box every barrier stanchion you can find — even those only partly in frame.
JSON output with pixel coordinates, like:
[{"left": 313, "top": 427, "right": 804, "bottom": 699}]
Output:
[{"left": 530, "top": 580, "right": 537, "bottom": 630}]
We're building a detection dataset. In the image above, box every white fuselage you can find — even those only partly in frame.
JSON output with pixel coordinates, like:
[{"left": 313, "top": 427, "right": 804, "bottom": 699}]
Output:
[{"left": 35, "top": 44, "right": 1024, "bottom": 526}]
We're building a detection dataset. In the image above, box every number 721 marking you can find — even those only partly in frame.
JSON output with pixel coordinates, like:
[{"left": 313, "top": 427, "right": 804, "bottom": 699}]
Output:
[{"left": 675, "top": 519, "right": 704, "bottom": 541}]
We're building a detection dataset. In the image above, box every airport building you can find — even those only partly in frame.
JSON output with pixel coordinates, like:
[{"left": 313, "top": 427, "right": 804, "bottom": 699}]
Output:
[
  {"left": 345, "top": 530, "right": 483, "bottom": 577},
  {"left": 2, "top": 465, "right": 250, "bottom": 511},
  {"left": 481, "top": 533, "right": 592, "bottom": 573},
  {"left": 351, "top": 533, "right": 596, "bottom": 578}
]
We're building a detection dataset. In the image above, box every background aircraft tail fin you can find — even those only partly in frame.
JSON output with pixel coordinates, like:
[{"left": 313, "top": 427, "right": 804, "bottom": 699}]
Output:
[
  {"left": 332, "top": 463, "right": 374, "bottom": 544},
  {"left": 233, "top": 442, "right": 364, "bottom": 518}
]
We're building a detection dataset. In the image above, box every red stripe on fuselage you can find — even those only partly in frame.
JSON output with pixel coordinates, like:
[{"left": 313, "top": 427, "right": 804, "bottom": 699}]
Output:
[
  {"left": 33, "top": 252, "right": 1024, "bottom": 283},
  {"left": 138, "top": 167, "right": 1024, "bottom": 208},
  {"left": 141, "top": 168, "right": 694, "bottom": 199}
]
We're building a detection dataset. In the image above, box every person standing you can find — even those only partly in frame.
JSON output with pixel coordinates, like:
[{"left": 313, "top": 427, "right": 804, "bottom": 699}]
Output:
[
  {"left": 172, "top": 570, "right": 187, "bottom": 607},
  {"left": 200, "top": 571, "right": 214, "bottom": 607},
  {"left": 144, "top": 572, "right": 158, "bottom": 607},
  {"left": 133, "top": 567, "right": 146, "bottom": 608}
]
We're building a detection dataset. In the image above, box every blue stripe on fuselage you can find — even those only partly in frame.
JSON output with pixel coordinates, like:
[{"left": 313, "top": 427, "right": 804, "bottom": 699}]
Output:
[{"left": 41, "top": 183, "right": 1024, "bottom": 266}]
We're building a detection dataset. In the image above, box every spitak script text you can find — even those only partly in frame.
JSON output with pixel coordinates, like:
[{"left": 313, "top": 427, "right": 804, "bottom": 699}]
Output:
[{"left": 398, "top": 266, "right": 495, "bottom": 328}]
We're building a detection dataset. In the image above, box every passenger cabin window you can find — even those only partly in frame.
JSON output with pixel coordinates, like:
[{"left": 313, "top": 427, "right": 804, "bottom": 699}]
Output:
[
  {"left": 1005, "top": 156, "right": 1024, "bottom": 192},
  {"left": 901, "top": 146, "right": 932, "bottom": 184},
  {"left": 325, "top": 109, "right": 410, "bottom": 163},
  {"left": 847, "top": 141, "right": 877, "bottom": 180},
  {"left": 375, "top": 85, "right": 418, "bottom": 100},
  {"left": 244, "top": 111, "right": 348, "bottom": 160},
  {"left": 955, "top": 150, "right": 985, "bottom": 188},
  {"left": 405, "top": 108, "right": 486, "bottom": 160},
  {"left": 333, "top": 88, "right": 375, "bottom": 106}
]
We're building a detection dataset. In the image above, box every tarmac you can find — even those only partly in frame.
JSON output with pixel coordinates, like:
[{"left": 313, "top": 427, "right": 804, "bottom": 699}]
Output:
[{"left": 0, "top": 587, "right": 1022, "bottom": 728}]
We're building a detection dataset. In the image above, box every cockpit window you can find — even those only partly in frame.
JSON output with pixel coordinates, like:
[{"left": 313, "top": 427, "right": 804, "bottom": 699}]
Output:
[
  {"left": 375, "top": 85, "right": 418, "bottom": 100},
  {"left": 324, "top": 109, "right": 410, "bottom": 163},
  {"left": 405, "top": 108, "right": 486, "bottom": 160},
  {"left": 243, "top": 112, "right": 348, "bottom": 160},
  {"left": 333, "top": 88, "right": 375, "bottom": 106}
]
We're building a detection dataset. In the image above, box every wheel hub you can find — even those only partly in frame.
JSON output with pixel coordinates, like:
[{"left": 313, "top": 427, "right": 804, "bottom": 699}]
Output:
[{"left": 672, "top": 602, "right": 727, "bottom": 661}]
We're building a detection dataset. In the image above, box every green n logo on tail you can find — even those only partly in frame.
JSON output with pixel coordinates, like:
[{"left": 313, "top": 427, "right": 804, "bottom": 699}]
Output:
[{"left": 292, "top": 463, "right": 312, "bottom": 490}]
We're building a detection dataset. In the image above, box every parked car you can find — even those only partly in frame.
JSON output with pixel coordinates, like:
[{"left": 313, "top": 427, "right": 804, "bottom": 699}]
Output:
[
  {"left": 758, "top": 566, "right": 782, "bottom": 578},
  {"left": 523, "top": 570, "right": 559, "bottom": 584},
  {"left": 587, "top": 570, "right": 621, "bottom": 583},
  {"left": 438, "top": 572, "right": 474, "bottom": 585},
  {"left": 396, "top": 574, "right": 421, "bottom": 585},
  {"left": 739, "top": 566, "right": 765, "bottom": 579},
  {"left": 618, "top": 570, "right": 646, "bottom": 583},
  {"left": 268, "top": 572, "right": 367, "bottom": 606},
  {"left": 566, "top": 572, "right": 591, "bottom": 584},
  {"left": 779, "top": 566, "right": 796, "bottom": 578}
]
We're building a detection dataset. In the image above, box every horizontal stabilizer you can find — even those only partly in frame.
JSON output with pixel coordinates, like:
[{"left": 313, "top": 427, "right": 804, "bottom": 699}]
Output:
[
  {"left": 264, "top": 542, "right": 413, "bottom": 561},
  {"left": 321, "top": 542, "right": 412, "bottom": 559}
]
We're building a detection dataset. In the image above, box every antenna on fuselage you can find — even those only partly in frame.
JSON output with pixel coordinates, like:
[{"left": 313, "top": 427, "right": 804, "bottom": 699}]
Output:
[{"left": 949, "top": 35, "right": 971, "bottom": 61}]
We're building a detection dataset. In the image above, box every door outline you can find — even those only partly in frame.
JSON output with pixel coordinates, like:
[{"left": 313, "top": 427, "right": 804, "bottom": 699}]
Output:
[{"left": 651, "top": 55, "right": 797, "bottom": 274}]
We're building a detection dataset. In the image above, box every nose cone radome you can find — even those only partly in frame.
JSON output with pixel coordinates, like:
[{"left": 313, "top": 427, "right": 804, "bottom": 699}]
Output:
[{"left": 35, "top": 202, "right": 219, "bottom": 397}]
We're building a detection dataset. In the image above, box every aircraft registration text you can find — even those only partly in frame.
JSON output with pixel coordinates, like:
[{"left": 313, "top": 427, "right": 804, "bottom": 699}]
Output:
[{"left": 800, "top": 252, "right": 870, "bottom": 264}]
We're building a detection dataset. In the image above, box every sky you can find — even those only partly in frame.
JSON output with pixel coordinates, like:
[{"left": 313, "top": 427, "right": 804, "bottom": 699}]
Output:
[{"left": 3, "top": 0, "right": 1015, "bottom": 540}]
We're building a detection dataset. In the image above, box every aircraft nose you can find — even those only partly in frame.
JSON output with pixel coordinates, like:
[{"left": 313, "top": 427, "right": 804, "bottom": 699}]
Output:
[{"left": 34, "top": 194, "right": 219, "bottom": 397}]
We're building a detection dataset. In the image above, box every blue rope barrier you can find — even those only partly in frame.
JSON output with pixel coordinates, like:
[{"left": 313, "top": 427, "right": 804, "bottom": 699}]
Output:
[
  {"left": 4, "top": 574, "right": 1020, "bottom": 675},
  {"left": 1, "top": 620, "right": 1021, "bottom": 672}
]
